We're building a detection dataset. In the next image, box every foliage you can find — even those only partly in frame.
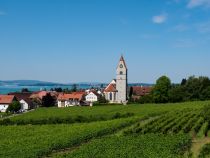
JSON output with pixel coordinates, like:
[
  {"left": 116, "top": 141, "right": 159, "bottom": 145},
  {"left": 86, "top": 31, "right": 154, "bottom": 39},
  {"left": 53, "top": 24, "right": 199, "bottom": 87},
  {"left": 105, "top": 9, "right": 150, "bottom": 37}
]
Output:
[
  {"left": 59, "top": 134, "right": 191, "bottom": 158},
  {"left": 6, "top": 101, "right": 21, "bottom": 113},
  {"left": 97, "top": 95, "right": 108, "bottom": 104},
  {"left": 0, "top": 117, "right": 137, "bottom": 158},
  {"left": 152, "top": 76, "right": 171, "bottom": 103},
  {"left": 123, "top": 107, "right": 209, "bottom": 137},
  {"left": 168, "top": 85, "right": 185, "bottom": 102},
  {"left": 137, "top": 94, "right": 154, "bottom": 104},
  {"left": 3, "top": 101, "right": 206, "bottom": 125},
  {"left": 21, "top": 88, "right": 30, "bottom": 92},
  {"left": 50, "top": 87, "right": 63, "bottom": 92},
  {"left": 199, "top": 143, "right": 210, "bottom": 158},
  {"left": 42, "top": 93, "right": 56, "bottom": 107},
  {"left": 71, "top": 84, "right": 77, "bottom": 92}
]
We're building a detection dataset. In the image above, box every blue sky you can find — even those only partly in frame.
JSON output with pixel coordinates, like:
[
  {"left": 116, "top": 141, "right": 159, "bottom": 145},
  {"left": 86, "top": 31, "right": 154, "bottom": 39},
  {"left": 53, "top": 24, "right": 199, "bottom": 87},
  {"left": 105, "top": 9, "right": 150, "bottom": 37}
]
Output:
[{"left": 0, "top": 0, "right": 210, "bottom": 83}]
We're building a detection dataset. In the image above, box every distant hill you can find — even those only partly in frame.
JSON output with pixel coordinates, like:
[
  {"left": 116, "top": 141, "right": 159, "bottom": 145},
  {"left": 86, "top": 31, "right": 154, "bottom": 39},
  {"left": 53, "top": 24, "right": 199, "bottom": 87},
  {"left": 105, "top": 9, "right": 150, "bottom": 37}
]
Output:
[
  {"left": 0, "top": 80, "right": 153, "bottom": 87},
  {"left": 0, "top": 80, "right": 64, "bottom": 86}
]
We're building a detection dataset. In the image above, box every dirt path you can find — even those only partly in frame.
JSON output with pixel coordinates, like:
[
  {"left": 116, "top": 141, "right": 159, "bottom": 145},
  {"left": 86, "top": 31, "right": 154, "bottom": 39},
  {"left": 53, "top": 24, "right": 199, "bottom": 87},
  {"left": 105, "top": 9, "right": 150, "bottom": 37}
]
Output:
[{"left": 191, "top": 137, "right": 210, "bottom": 158}]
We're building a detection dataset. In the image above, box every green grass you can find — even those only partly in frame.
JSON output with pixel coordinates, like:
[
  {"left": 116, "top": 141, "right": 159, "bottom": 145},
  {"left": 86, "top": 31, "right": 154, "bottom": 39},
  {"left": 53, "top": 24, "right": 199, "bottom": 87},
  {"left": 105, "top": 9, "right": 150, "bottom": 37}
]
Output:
[
  {"left": 55, "top": 134, "right": 192, "bottom": 158},
  {"left": 0, "top": 117, "right": 137, "bottom": 158},
  {"left": 3, "top": 101, "right": 208, "bottom": 125},
  {"left": 0, "top": 101, "right": 210, "bottom": 158},
  {"left": 198, "top": 143, "right": 210, "bottom": 158}
]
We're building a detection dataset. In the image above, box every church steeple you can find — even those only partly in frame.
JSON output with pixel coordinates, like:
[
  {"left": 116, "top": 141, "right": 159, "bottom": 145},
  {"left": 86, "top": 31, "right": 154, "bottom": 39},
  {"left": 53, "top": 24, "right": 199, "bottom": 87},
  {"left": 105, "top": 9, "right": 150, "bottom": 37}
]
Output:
[
  {"left": 116, "top": 55, "right": 127, "bottom": 103},
  {"left": 119, "top": 55, "right": 127, "bottom": 69}
]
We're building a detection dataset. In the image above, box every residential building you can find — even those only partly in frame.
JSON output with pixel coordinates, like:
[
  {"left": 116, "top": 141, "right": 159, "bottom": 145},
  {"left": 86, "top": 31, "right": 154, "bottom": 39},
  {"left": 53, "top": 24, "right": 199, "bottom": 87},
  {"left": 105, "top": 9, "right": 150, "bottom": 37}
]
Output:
[
  {"left": 57, "top": 92, "right": 86, "bottom": 107},
  {"left": 131, "top": 86, "right": 153, "bottom": 101},
  {"left": 85, "top": 92, "right": 98, "bottom": 102},
  {"left": 9, "top": 92, "right": 34, "bottom": 111},
  {"left": 0, "top": 95, "right": 17, "bottom": 112}
]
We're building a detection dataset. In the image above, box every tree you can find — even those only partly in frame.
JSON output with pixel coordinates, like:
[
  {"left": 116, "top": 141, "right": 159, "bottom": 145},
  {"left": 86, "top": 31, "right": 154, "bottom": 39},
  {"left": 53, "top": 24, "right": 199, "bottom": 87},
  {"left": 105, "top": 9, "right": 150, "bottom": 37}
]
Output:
[
  {"left": 71, "top": 84, "right": 77, "bottom": 92},
  {"left": 129, "top": 87, "right": 133, "bottom": 99},
  {"left": 42, "top": 93, "right": 56, "bottom": 107},
  {"left": 138, "top": 94, "right": 154, "bottom": 104},
  {"left": 98, "top": 95, "right": 108, "bottom": 104},
  {"left": 152, "top": 76, "right": 171, "bottom": 103},
  {"left": 6, "top": 101, "right": 21, "bottom": 113},
  {"left": 168, "top": 85, "right": 185, "bottom": 103},
  {"left": 21, "top": 88, "right": 30, "bottom": 93},
  {"left": 181, "top": 78, "right": 187, "bottom": 86}
]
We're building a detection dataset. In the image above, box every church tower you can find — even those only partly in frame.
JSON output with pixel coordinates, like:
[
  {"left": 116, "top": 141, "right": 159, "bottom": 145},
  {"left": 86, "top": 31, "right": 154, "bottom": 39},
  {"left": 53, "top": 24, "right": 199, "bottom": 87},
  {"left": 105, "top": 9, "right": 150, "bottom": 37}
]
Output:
[{"left": 116, "top": 55, "right": 127, "bottom": 103}]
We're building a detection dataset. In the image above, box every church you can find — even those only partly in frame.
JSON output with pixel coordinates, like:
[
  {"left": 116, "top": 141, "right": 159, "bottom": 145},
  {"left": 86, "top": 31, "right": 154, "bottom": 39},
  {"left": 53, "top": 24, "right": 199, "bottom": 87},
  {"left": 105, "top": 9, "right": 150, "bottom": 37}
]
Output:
[{"left": 104, "top": 56, "right": 128, "bottom": 104}]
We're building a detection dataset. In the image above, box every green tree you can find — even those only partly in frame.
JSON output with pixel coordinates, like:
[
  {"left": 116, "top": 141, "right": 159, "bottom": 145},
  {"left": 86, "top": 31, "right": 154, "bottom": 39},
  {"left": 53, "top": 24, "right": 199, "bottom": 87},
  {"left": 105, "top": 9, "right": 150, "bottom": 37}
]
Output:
[
  {"left": 98, "top": 95, "right": 108, "bottom": 104},
  {"left": 138, "top": 94, "right": 154, "bottom": 104},
  {"left": 21, "top": 88, "right": 30, "bottom": 93},
  {"left": 42, "top": 93, "right": 56, "bottom": 107},
  {"left": 168, "top": 85, "right": 185, "bottom": 103},
  {"left": 129, "top": 87, "right": 133, "bottom": 99},
  {"left": 6, "top": 101, "right": 21, "bottom": 113},
  {"left": 71, "top": 84, "right": 77, "bottom": 92},
  {"left": 153, "top": 76, "right": 171, "bottom": 103}
]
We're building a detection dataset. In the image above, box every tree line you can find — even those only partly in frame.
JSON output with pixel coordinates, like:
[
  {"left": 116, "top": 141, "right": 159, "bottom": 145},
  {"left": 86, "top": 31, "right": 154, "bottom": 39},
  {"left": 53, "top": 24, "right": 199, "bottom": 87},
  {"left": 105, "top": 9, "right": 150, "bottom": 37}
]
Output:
[{"left": 133, "top": 76, "right": 210, "bottom": 104}]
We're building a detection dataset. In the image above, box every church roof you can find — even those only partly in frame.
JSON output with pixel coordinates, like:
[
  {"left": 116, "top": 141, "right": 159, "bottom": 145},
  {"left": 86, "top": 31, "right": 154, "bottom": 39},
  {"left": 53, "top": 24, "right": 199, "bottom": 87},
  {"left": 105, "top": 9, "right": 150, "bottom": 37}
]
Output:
[{"left": 104, "top": 80, "right": 117, "bottom": 92}]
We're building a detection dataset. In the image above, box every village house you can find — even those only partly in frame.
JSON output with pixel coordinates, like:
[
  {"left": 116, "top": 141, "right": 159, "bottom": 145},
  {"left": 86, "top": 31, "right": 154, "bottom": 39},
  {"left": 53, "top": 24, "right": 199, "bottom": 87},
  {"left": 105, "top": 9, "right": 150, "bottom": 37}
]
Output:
[
  {"left": 0, "top": 95, "right": 17, "bottom": 112},
  {"left": 57, "top": 92, "right": 86, "bottom": 107},
  {"left": 131, "top": 86, "right": 152, "bottom": 101},
  {"left": 85, "top": 91, "right": 98, "bottom": 102},
  {"left": 9, "top": 92, "right": 34, "bottom": 111},
  {"left": 30, "top": 91, "right": 58, "bottom": 107}
]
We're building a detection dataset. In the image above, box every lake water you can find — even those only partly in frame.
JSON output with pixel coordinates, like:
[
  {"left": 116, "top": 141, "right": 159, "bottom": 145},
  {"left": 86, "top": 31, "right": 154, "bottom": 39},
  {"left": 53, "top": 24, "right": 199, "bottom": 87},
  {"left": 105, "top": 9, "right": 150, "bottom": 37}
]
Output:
[{"left": 0, "top": 85, "right": 94, "bottom": 94}]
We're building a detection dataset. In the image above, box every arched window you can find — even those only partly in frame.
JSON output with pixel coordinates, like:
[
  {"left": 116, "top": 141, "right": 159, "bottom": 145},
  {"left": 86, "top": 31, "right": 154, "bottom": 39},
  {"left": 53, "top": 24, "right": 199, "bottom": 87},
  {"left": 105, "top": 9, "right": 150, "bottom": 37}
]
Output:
[
  {"left": 109, "top": 93, "right": 112, "bottom": 100},
  {"left": 120, "top": 71, "right": 123, "bottom": 75}
]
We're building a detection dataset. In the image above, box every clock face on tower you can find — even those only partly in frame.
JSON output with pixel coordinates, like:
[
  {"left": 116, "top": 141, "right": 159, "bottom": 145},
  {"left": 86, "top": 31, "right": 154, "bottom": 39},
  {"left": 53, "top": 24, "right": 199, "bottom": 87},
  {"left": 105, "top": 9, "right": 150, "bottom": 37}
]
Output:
[{"left": 120, "top": 64, "right": 123, "bottom": 68}]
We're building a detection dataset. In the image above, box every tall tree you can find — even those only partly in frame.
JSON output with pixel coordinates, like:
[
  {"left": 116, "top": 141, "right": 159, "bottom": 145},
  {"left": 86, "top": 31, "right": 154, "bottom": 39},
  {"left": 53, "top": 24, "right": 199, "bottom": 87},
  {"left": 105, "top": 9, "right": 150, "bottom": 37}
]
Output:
[
  {"left": 71, "top": 84, "right": 77, "bottom": 92},
  {"left": 6, "top": 101, "right": 21, "bottom": 113},
  {"left": 129, "top": 86, "right": 133, "bottom": 99},
  {"left": 42, "top": 93, "right": 56, "bottom": 107},
  {"left": 152, "top": 76, "right": 171, "bottom": 103}
]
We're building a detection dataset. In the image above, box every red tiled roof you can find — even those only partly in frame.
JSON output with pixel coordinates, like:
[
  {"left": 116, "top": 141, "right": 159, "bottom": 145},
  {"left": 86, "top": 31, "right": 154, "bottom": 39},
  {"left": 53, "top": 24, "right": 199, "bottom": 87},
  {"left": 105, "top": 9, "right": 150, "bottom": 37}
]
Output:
[
  {"left": 104, "top": 83, "right": 117, "bottom": 92},
  {"left": 58, "top": 92, "right": 85, "bottom": 101},
  {"left": 8, "top": 92, "right": 33, "bottom": 105},
  {"left": 30, "top": 91, "right": 58, "bottom": 100},
  {"left": 0, "top": 95, "right": 15, "bottom": 104},
  {"left": 132, "top": 86, "right": 152, "bottom": 96}
]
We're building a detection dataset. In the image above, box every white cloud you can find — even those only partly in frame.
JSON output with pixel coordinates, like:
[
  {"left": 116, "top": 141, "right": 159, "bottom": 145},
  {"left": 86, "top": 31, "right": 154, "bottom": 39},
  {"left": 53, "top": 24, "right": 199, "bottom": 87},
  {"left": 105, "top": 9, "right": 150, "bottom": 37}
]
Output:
[
  {"left": 152, "top": 14, "right": 167, "bottom": 24},
  {"left": 187, "top": 0, "right": 210, "bottom": 8}
]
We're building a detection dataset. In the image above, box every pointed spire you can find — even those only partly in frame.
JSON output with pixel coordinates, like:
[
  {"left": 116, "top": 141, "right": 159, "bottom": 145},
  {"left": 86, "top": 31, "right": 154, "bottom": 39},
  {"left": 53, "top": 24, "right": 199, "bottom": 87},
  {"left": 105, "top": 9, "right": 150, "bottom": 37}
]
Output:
[{"left": 119, "top": 55, "right": 127, "bottom": 69}]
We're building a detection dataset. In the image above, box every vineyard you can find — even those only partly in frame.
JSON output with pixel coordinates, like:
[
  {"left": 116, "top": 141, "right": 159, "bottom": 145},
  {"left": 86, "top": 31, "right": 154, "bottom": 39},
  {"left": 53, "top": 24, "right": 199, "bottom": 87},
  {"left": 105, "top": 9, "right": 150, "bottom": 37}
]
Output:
[
  {"left": 1, "top": 101, "right": 210, "bottom": 158},
  {"left": 123, "top": 109, "right": 208, "bottom": 137}
]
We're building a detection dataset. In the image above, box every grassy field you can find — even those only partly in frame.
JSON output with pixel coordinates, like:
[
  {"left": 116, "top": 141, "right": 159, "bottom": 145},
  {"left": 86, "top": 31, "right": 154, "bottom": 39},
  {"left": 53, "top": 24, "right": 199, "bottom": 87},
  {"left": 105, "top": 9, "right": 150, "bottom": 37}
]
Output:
[
  {"left": 0, "top": 101, "right": 210, "bottom": 158},
  {"left": 56, "top": 134, "right": 191, "bottom": 158},
  {"left": 1, "top": 101, "right": 207, "bottom": 125}
]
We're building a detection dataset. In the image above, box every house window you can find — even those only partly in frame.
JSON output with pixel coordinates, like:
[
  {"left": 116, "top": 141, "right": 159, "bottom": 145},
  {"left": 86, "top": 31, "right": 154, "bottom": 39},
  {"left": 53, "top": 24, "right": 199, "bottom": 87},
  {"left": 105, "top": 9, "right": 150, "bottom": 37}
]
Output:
[{"left": 120, "top": 71, "right": 123, "bottom": 75}]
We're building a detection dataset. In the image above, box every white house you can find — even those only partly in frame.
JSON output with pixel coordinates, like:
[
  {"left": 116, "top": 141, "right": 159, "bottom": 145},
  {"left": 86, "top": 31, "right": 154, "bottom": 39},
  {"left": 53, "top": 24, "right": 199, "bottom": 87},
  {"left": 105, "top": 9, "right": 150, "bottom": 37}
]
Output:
[
  {"left": 57, "top": 92, "right": 86, "bottom": 107},
  {"left": 9, "top": 92, "right": 34, "bottom": 111},
  {"left": 0, "top": 95, "right": 17, "bottom": 112},
  {"left": 85, "top": 92, "right": 98, "bottom": 102}
]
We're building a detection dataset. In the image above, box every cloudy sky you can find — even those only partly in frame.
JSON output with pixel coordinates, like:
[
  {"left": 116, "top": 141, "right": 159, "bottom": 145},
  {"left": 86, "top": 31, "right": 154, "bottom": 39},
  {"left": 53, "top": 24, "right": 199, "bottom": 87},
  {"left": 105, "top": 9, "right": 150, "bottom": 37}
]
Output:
[{"left": 0, "top": 0, "right": 210, "bottom": 83}]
